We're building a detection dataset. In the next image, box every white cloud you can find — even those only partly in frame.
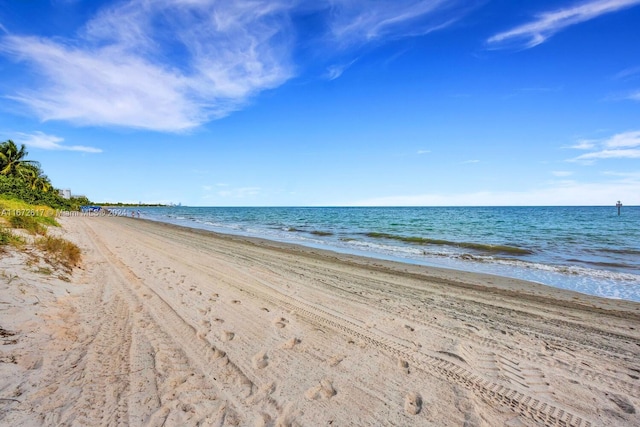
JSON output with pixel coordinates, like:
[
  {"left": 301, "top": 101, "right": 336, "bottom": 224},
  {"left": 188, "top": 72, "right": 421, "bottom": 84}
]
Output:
[
  {"left": 569, "top": 130, "right": 640, "bottom": 162},
  {"left": 15, "top": 131, "right": 102, "bottom": 153},
  {"left": 327, "top": 0, "right": 469, "bottom": 46},
  {"left": 614, "top": 65, "right": 640, "bottom": 80},
  {"left": 0, "top": 0, "right": 475, "bottom": 131},
  {"left": 325, "top": 59, "right": 358, "bottom": 80},
  {"left": 487, "top": 0, "right": 640, "bottom": 49},
  {"left": 605, "top": 130, "right": 640, "bottom": 148},
  {"left": 417, "top": 149, "right": 431, "bottom": 155},
  {"left": 569, "top": 140, "right": 597, "bottom": 150},
  {"left": 573, "top": 149, "right": 640, "bottom": 160},
  {"left": 552, "top": 171, "right": 573, "bottom": 177},
  {"left": 1, "top": 0, "right": 295, "bottom": 131},
  {"left": 461, "top": 159, "right": 479, "bottom": 164}
]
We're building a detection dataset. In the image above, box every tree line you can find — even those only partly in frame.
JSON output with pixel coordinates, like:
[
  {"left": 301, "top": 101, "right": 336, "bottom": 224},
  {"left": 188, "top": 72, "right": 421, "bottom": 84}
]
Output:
[{"left": 0, "top": 139, "right": 88, "bottom": 209}]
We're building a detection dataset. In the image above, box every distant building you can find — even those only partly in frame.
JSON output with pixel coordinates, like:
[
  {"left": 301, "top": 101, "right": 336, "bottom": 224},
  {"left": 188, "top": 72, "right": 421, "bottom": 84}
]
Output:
[{"left": 59, "top": 189, "right": 71, "bottom": 199}]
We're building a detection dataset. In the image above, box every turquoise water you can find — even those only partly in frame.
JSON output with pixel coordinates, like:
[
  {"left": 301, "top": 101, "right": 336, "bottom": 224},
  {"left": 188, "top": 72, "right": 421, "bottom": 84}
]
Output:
[{"left": 136, "top": 206, "right": 640, "bottom": 302}]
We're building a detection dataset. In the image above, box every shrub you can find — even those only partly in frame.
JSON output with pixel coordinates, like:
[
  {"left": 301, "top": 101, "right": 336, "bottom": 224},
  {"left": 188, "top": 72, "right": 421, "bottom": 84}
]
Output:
[
  {"left": 8, "top": 215, "right": 46, "bottom": 235},
  {"left": 0, "top": 228, "right": 23, "bottom": 247},
  {"left": 36, "top": 236, "right": 82, "bottom": 270},
  {"left": 0, "top": 175, "right": 72, "bottom": 209},
  {"left": 0, "top": 228, "right": 12, "bottom": 245}
]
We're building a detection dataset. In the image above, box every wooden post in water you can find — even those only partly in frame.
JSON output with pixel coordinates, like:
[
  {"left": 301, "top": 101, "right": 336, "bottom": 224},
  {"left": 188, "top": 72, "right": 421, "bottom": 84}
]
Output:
[{"left": 616, "top": 200, "right": 622, "bottom": 216}]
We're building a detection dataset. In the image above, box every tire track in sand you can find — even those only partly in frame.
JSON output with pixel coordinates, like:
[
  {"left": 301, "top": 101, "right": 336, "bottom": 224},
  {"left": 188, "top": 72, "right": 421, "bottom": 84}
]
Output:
[
  {"left": 84, "top": 218, "right": 595, "bottom": 426},
  {"left": 180, "top": 256, "right": 595, "bottom": 427},
  {"left": 80, "top": 220, "right": 282, "bottom": 424}
]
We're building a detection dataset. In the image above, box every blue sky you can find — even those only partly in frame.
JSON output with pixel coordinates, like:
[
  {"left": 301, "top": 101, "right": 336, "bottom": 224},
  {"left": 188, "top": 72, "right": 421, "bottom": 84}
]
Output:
[{"left": 0, "top": 0, "right": 639, "bottom": 206}]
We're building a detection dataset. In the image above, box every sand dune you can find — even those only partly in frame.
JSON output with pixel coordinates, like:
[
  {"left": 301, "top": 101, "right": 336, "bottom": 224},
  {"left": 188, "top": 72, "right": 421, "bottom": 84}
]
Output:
[{"left": 1, "top": 216, "right": 639, "bottom": 426}]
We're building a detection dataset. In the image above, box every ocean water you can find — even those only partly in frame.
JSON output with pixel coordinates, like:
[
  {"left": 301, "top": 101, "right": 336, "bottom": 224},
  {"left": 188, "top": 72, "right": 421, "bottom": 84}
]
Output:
[{"left": 135, "top": 206, "right": 640, "bottom": 302}]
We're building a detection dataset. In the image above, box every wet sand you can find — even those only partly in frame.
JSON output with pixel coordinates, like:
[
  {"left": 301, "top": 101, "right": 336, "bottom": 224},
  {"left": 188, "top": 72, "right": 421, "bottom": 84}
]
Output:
[{"left": 1, "top": 216, "right": 639, "bottom": 426}]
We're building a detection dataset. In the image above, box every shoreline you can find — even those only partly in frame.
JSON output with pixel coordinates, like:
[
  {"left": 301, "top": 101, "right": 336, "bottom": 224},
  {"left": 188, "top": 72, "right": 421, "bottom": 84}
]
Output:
[
  {"left": 138, "top": 206, "right": 640, "bottom": 303},
  {"left": 1, "top": 216, "right": 639, "bottom": 425},
  {"left": 142, "top": 216, "right": 640, "bottom": 316}
]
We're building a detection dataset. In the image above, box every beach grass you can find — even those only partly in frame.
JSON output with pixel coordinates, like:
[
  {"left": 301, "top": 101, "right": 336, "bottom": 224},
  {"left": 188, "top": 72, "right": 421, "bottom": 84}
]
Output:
[
  {"left": 8, "top": 215, "right": 47, "bottom": 235},
  {"left": 35, "top": 236, "right": 82, "bottom": 270},
  {"left": 0, "top": 196, "right": 80, "bottom": 268},
  {"left": 0, "top": 227, "right": 24, "bottom": 248},
  {"left": 0, "top": 196, "right": 59, "bottom": 228}
]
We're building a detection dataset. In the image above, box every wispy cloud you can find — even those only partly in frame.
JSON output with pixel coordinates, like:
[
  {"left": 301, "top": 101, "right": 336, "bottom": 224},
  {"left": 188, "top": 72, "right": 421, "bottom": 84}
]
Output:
[
  {"left": 569, "top": 130, "right": 640, "bottom": 162},
  {"left": 0, "top": 0, "right": 475, "bottom": 131},
  {"left": 605, "top": 130, "right": 640, "bottom": 147},
  {"left": 569, "top": 139, "right": 597, "bottom": 150},
  {"left": 575, "top": 149, "right": 640, "bottom": 160},
  {"left": 1, "top": 0, "right": 295, "bottom": 131},
  {"left": 325, "top": 58, "right": 358, "bottom": 80},
  {"left": 327, "top": 0, "right": 471, "bottom": 47},
  {"left": 461, "top": 159, "right": 479, "bottom": 164},
  {"left": 14, "top": 131, "right": 102, "bottom": 153},
  {"left": 614, "top": 65, "right": 640, "bottom": 80},
  {"left": 552, "top": 171, "right": 573, "bottom": 177},
  {"left": 487, "top": 0, "right": 640, "bottom": 49},
  {"left": 417, "top": 149, "right": 431, "bottom": 155},
  {"left": 627, "top": 90, "right": 640, "bottom": 101}
]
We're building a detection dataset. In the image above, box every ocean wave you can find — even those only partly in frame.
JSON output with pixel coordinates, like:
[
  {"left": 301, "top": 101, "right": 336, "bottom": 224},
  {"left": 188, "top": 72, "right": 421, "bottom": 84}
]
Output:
[
  {"left": 488, "top": 258, "right": 640, "bottom": 282},
  {"left": 364, "top": 232, "right": 533, "bottom": 255}
]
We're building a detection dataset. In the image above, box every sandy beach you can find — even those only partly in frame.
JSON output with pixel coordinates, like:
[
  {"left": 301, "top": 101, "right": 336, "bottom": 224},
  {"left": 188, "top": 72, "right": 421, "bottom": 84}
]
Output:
[{"left": 1, "top": 216, "right": 639, "bottom": 426}]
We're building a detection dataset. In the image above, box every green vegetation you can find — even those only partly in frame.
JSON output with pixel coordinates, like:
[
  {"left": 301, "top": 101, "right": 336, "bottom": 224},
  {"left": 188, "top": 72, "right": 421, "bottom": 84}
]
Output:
[
  {"left": 0, "top": 139, "right": 83, "bottom": 270},
  {"left": 0, "top": 228, "right": 23, "bottom": 247},
  {"left": 310, "top": 230, "right": 334, "bottom": 236},
  {"left": 0, "top": 140, "right": 81, "bottom": 209},
  {"left": 35, "top": 236, "right": 82, "bottom": 270},
  {"left": 8, "top": 215, "right": 47, "bottom": 235},
  {"left": 0, "top": 197, "right": 60, "bottom": 227},
  {"left": 95, "top": 202, "right": 168, "bottom": 207}
]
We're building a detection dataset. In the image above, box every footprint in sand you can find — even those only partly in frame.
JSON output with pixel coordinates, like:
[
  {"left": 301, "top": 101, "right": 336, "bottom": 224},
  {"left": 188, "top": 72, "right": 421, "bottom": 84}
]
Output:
[
  {"left": 305, "top": 379, "right": 336, "bottom": 400},
  {"left": 404, "top": 392, "right": 422, "bottom": 415},
  {"left": 220, "top": 331, "right": 235, "bottom": 342},
  {"left": 231, "top": 300, "right": 241, "bottom": 305},
  {"left": 327, "top": 355, "right": 344, "bottom": 367},
  {"left": 281, "top": 337, "right": 300, "bottom": 349},
  {"left": 254, "top": 414, "right": 272, "bottom": 427},
  {"left": 273, "top": 317, "right": 289, "bottom": 328},
  {"left": 397, "top": 358, "right": 410, "bottom": 374},
  {"left": 252, "top": 351, "right": 268, "bottom": 369},
  {"left": 212, "top": 348, "right": 229, "bottom": 366},
  {"left": 198, "top": 307, "right": 212, "bottom": 316},
  {"left": 196, "top": 320, "right": 211, "bottom": 340}
]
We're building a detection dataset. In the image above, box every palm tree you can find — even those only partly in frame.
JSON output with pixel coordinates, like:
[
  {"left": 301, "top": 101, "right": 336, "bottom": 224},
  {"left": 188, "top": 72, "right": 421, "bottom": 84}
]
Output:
[
  {"left": 21, "top": 163, "right": 53, "bottom": 192},
  {"left": 0, "top": 140, "right": 35, "bottom": 177}
]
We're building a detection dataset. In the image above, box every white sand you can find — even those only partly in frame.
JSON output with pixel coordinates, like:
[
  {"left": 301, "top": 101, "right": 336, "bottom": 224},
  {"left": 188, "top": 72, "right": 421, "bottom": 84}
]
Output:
[{"left": 1, "top": 216, "right": 639, "bottom": 426}]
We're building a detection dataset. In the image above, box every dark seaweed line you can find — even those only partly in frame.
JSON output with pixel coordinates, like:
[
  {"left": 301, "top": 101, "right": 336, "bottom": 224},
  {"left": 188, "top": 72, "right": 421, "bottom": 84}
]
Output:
[{"left": 365, "top": 232, "right": 533, "bottom": 255}]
